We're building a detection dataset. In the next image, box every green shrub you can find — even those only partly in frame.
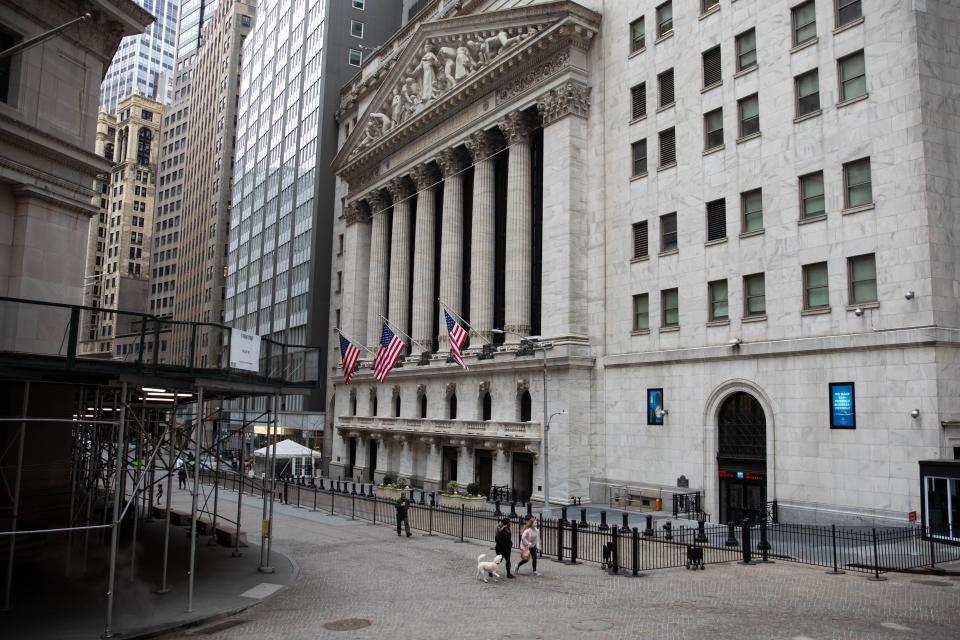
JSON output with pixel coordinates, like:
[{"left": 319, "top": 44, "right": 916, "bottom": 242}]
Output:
[
  {"left": 395, "top": 476, "right": 409, "bottom": 489},
  {"left": 466, "top": 482, "right": 482, "bottom": 497},
  {"left": 381, "top": 475, "right": 395, "bottom": 487},
  {"left": 445, "top": 480, "right": 459, "bottom": 495}
]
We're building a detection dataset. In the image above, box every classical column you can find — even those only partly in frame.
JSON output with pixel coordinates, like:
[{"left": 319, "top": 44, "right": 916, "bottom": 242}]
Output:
[
  {"left": 387, "top": 177, "right": 414, "bottom": 346},
  {"left": 365, "top": 190, "right": 392, "bottom": 348},
  {"left": 457, "top": 442, "right": 475, "bottom": 485},
  {"left": 354, "top": 436, "right": 369, "bottom": 482},
  {"left": 464, "top": 131, "right": 497, "bottom": 345},
  {"left": 397, "top": 436, "right": 414, "bottom": 479},
  {"left": 498, "top": 111, "right": 537, "bottom": 343},
  {"left": 423, "top": 439, "right": 442, "bottom": 494},
  {"left": 491, "top": 445, "right": 512, "bottom": 489},
  {"left": 410, "top": 163, "right": 439, "bottom": 353},
  {"left": 536, "top": 81, "right": 592, "bottom": 340},
  {"left": 372, "top": 435, "right": 388, "bottom": 484},
  {"left": 436, "top": 148, "right": 467, "bottom": 351},
  {"left": 342, "top": 201, "right": 371, "bottom": 347}
]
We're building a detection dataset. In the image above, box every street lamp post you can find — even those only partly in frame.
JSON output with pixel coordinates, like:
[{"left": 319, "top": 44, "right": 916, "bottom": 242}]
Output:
[{"left": 491, "top": 329, "right": 565, "bottom": 514}]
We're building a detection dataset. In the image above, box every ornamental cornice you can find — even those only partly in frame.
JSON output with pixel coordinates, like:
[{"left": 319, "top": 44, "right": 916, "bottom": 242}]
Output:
[
  {"left": 387, "top": 176, "right": 414, "bottom": 202},
  {"left": 497, "top": 110, "right": 538, "bottom": 144},
  {"left": 343, "top": 200, "right": 368, "bottom": 225},
  {"left": 536, "top": 80, "right": 591, "bottom": 126},
  {"left": 409, "top": 162, "right": 440, "bottom": 190},
  {"left": 436, "top": 147, "right": 468, "bottom": 176}
]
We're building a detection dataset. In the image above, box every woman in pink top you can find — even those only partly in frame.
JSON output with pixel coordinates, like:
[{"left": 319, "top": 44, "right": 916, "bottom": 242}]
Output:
[{"left": 516, "top": 516, "right": 540, "bottom": 576}]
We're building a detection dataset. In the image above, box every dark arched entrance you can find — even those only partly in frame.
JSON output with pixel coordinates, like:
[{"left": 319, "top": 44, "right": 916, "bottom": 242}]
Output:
[{"left": 717, "top": 392, "right": 767, "bottom": 524}]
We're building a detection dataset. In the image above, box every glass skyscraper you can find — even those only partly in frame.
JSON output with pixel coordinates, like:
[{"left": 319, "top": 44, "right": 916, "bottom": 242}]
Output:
[{"left": 99, "top": 0, "right": 181, "bottom": 114}]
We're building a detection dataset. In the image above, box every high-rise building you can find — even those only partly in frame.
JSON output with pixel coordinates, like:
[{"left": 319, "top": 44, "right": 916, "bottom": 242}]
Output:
[
  {"left": 80, "top": 95, "right": 164, "bottom": 358},
  {"left": 326, "top": 0, "right": 960, "bottom": 527},
  {"left": 99, "top": 0, "right": 181, "bottom": 114},
  {"left": 171, "top": 0, "right": 255, "bottom": 367},
  {"left": 224, "top": 0, "right": 402, "bottom": 409},
  {"left": 177, "top": 0, "right": 220, "bottom": 59}
]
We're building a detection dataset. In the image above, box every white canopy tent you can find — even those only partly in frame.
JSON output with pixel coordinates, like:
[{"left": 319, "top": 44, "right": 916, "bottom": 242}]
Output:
[{"left": 253, "top": 439, "right": 320, "bottom": 478}]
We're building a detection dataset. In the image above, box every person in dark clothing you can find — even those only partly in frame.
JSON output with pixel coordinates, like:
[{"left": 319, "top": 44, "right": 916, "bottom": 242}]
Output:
[
  {"left": 396, "top": 495, "right": 411, "bottom": 537},
  {"left": 495, "top": 517, "right": 515, "bottom": 578},
  {"left": 177, "top": 467, "right": 187, "bottom": 490}
]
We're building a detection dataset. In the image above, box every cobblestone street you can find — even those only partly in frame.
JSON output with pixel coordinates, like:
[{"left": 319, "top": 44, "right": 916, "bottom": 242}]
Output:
[{"left": 159, "top": 488, "right": 960, "bottom": 640}]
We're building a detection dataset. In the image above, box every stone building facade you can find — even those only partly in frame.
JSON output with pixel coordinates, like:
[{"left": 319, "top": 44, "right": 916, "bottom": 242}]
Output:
[
  {"left": 80, "top": 94, "right": 164, "bottom": 357},
  {"left": 327, "top": 0, "right": 960, "bottom": 525}
]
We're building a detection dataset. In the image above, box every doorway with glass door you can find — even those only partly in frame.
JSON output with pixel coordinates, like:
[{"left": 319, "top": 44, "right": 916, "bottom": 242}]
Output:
[{"left": 717, "top": 391, "right": 768, "bottom": 524}]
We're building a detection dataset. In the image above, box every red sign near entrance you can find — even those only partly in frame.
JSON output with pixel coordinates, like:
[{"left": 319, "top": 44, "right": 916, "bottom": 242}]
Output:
[
  {"left": 908, "top": 510, "right": 917, "bottom": 523},
  {"left": 718, "top": 470, "right": 765, "bottom": 481}
]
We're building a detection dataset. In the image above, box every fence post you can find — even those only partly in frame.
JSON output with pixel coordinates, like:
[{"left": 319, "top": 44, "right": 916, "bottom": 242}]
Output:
[
  {"left": 283, "top": 481, "right": 289, "bottom": 505},
  {"left": 868, "top": 528, "right": 887, "bottom": 581},
  {"left": 632, "top": 527, "right": 639, "bottom": 577},
  {"left": 428, "top": 502, "right": 434, "bottom": 536},
  {"left": 556, "top": 519, "right": 565, "bottom": 562},
  {"left": 510, "top": 501, "right": 516, "bottom": 517},
  {"left": 826, "top": 524, "right": 845, "bottom": 574},
  {"left": 643, "top": 514, "right": 654, "bottom": 537},
  {"left": 740, "top": 522, "right": 754, "bottom": 565},
  {"left": 580, "top": 508, "right": 587, "bottom": 527},
  {"left": 351, "top": 493, "right": 355, "bottom": 520},
  {"left": 695, "top": 514, "right": 708, "bottom": 543},
  {"left": 610, "top": 526, "right": 620, "bottom": 575},
  {"left": 929, "top": 526, "right": 936, "bottom": 569},
  {"left": 758, "top": 520, "right": 771, "bottom": 562},
  {"left": 330, "top": 488, "right": 334, "bottom": 515},
  {"left": 725, "top": 522, "right": 738, "bottom": 546},
  {"left": 599, "top": 511, "right": 608, "bottom": 531},
  {"left": 459, "top": 504, "right": 465, "bottom": 543},
  {"left": 312, "top": 485, "right": 317, "bottom": 511},
  {"left": 663, "top": 521, "right": 672, "bottom": 540},
  {"left": 372, "top": 496, "right": 377, "bottom": 525},
  {"left": 570, "top": 521, "right": 578, "bottom": 564}
]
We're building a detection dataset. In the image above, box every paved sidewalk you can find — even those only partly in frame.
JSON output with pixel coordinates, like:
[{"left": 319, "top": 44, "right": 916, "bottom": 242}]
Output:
[
  {"left": 2, "top": 486, "right": 296, "bottom": 640},
  {"left": 156, "top": 486, "right": 960, "bottom": 640}
]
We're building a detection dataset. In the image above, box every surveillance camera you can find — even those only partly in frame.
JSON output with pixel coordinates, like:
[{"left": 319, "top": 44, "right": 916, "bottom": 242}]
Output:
[
  {"left": 854, "top": 308, "right": 863, "bottom": 317},
  {"left": 905, "top": 291, "right": 915, "bottom": 300},
  {"left": 910, "top": 409, "right": 920, "bottom": 419},
  {"left": 728, "top": 338, "right": 742, "bottom": 347}
]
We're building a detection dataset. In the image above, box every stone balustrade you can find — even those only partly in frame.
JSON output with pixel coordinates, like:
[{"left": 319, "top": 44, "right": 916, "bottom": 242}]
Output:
[{"left": 336, "top": 415, "right": 541, "bottom": 443}]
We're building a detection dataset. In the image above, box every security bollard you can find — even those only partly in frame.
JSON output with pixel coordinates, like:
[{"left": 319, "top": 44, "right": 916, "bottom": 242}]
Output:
[
  {"left": 557, "top": 519, "right": 565, "bottom": 562},
  {"left": 622, "top": 512, "right": 630, "bottom": 532},
  {"left": 644, "top": 514, "right": 654, "bottom": 537},
  {"left": 725, "top": 522, "right": 738, "bottom": 546},
  {"left": 570, "top": 521, "right": 579, "bottom": 564},
  {"left": 319, "top": 478, "right": 325, "bottom": 490},
  {"left": 663, "top": 520, "right": 672, "bottom": 540},
  {"left": 599, "top": 511, "right": 609, "bottom": 530},
  {"left": 430, "top": 492, "right": 436, "bottom": 507},
  {"left": 495, "top": 501, "right": 501, "bottom": 517},
  {"left": 561, "top": 506, "right": 568, "bottom": 523},
  {"left": 526, "top": 502, "right": 532, "bottom": 518},
  {"left": 740, "top": 521, "right": 754, "bottom": 565},
  {"left": 510, "top": 501, "right": 517, "bottom": 517},
  {"left": 632, "top": 527, "right": 640, "bottom": 576},
  {"left": 758, "top": 520, "right": 771, "bottom": 561},
  {"left": 419, "top": 490, "right": 426, "bottom": 505},
  {"left": 351, "top": 483, "right": 357, "bottom": 495},
  {"left": 283, "top": 481, "right": 289, "bottom": 505},
  {"left": 610, "top": 526, "right": 620, "bottom": 575},
  {"left": 695, "top": 515, "right": 708, "bottom": 543},
  {"left": 360, "top": 484, "right": 366, "bottom": 497},
  {"left": 580, "top": 508, "right": 588, "bottom": 526}
]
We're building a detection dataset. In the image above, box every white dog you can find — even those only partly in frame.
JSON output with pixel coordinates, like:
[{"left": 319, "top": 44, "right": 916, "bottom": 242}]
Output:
[{"left": 475, "top": 553, "right": 503, "bottom": 582}]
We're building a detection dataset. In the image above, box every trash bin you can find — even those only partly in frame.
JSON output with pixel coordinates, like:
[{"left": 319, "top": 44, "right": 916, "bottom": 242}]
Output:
[{"left": 654, "top": 497, "right": 662, "bottom": 511}]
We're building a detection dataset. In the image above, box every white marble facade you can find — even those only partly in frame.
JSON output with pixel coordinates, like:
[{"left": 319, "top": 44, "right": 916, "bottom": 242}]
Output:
[{"left": 325, "top": 0, "right": 960, "bottom": 525}]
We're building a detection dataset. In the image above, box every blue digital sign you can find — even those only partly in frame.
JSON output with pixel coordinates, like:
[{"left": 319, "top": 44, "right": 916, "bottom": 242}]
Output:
[
  {"left": 647, "top": 388, "right": 664, "bottom": 426},
  {"left": 830, "top": 382, "right": 856, "bottom": 429}
]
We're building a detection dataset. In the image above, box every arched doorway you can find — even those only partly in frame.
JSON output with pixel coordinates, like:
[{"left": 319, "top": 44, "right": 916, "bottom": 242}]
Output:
[{"left": 717, "top": 392, "right": 767, "bottom": 524}]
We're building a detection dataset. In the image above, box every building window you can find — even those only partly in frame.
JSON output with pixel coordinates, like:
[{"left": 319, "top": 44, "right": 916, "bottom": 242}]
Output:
[
  {"left": 839, "top": 51, "right": 867, "bottom": 101},
  {"left": 481, "top": 392, "right": 492, "bottom": 421},
  {"left": 393, "top": 395, "right": 401, "bottom": 417},
  {"left": 350, "top": 20, "right": 364, "bottom": 39},
  {"left": 704, "top": 108, "right": 724, "bottom": 150},
  {"left": 795, "top": 69, "right": 820, "bottom": 117},
  {"left": 836, "top": 0, "right": 862, "bottom": 27},
  {"left": 631, "top": 139, "right": 647, "bottom": 176},
  {"left": 736, "top": 28, "right": 757, "bottom": 72},
  {"left": 792, "top": 0, "right": 817, "bottom": 46},
  {"left": 352, "top": 0, "right": 365, "bottom": 8},
  {"left": 709, "top": 280, "right": 728, "bottom": 321},
  {"left": 633, "top": 293, "right": 649, "bottom": 331},
  {"left": 660, "top": 212, "right": 677, "bottom": 252},
  {"left": 800, "top": 171, "right": 826, "bottom": 219},
  {"left": 803, "top": 262, "right": 830, "bottom": 309},
  {"left": 706, "top": 198, "right": 726, "bottom": 242},
  {"left": 241, "top": 14, "right": 251, "bottom": 26},
  {"left": 744, "top": 273, "right": 766, "bottom": 317},
  {"left": 657, "top": 68, "right": 674, "bottom": 108},
  {"left": 848, "top": 254, "right": 877, "bottom": 304},
  {"left": 420, "top": 394, "right": 427, "bottom": 418},
  {"left": 702, "top": 45, "right": 722, "bottom": 89},
  {"left": 0, "top": 24, "right": 22, "bottom": 104},
  {"left": 741, "top": 189, "right": 763, "bottom": 233},
  {"left": 449, "top": 393, "right": 457, "bottom": 419},
  {"left": 702, "top": 0, "right": 720, "bottom": 13},
  {"left": 661, "top": 288, "right": 679, "bottom": 327},
  {"left": 630, "top": 17, "right": 645, "bottom": 53},
  {"left": 348, "top": 49, "right": 362, "bottom": 67},
  {"left": 659, "top": 127, "right": 676, "bottom": 167},
  {"left": 141, "top": 109, "right": 153, "bottom": 121},
  {"left": 632, "top": 221, "right": 648, "bottom": 259},
  {"left": 738, "top": 94, "right": 760, "bottom": 138},
  {"left": 656, "top": 2, "right": 673, "bottom": 39},
  {"left": 631, "top": 82, "right": 646, "bottom": 120},
  {"left": 844, "top": 158, "right": 872, "bottom": 209},
  {"left": 519, "top": 391, "right": 532, "bottom": 422}
]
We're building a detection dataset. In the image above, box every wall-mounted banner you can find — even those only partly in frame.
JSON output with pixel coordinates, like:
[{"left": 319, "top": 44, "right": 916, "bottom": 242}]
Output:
[
  {"left": 647, "top": 388, "right": 664, "bottom": 426},
  {"left": 229, "top": 328, "right": 261, "bottom": 372},
  {"left": 829, "top": 382, "right": 856, "bottom": 429}
]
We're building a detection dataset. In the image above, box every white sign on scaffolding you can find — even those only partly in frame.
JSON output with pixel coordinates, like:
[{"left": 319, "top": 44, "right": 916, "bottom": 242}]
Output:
[{"left": 229, "top": 328, "right": 261, "bottom": 372}]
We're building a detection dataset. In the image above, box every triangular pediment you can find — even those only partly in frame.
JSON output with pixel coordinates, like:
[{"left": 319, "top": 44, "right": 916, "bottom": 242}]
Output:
[{"left": 332, "top": 0, "right": 599, "bottom": 181}]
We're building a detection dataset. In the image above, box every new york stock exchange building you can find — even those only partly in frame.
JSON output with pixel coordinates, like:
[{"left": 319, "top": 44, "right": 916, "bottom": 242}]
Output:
[{"left": 325, "top": 0, "right": 960, "bottom": 529}]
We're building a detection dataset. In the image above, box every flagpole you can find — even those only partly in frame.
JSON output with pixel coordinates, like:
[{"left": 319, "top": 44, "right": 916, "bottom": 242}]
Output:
[
  {"left": 438, "top": 299, "right": 493, "bottom": 345},
  {"left": 334, "top": 327, "right": 377, "bottom": 357},
  {"left": 378, "top": 315, "right": 416, "bottom": 349}
]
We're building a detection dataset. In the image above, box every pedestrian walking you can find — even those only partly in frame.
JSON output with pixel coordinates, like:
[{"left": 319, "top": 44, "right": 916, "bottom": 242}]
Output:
[
  {"left": 177, "top": 466, "right": 187, "bottom": 490},
  {"left": 396, "top": 494, "right": 412, "bottom": 537},
  {"left": 516, "top": 516, "right": 540, "bottom": 576},
  {"left": 495, "top": 517, "right": 515, "bottom": 579}
]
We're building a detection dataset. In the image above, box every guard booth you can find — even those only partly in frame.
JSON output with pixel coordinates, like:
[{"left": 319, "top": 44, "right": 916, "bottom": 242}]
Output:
[{"left": 919, "top": 459, "right": 960, "bottom": 544}]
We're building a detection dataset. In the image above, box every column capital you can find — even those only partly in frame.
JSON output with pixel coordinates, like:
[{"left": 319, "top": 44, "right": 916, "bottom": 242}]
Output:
[
  {"left": 536, "top": 80, "right": 591, "bottom": 127},
  {"left": 344, "top": 200, "right": 368, "bottom": 225},
  {"left": 364, "top": 189, "right": 391, "bottom": 215},
  {"left": 386, "top": 176, "right": 414, "bottom": 203},
  {"left": 497, "top": 110, "right": 538, "bottom": 145},
  {"left": 464, "top": 129, "right": 499, "bottom": 162},
  {"left": 436, "top": 147, "right": 468, "bottom": 177},
  {"left": 409, "top": 162, "right": 439, "bottom": 190}
]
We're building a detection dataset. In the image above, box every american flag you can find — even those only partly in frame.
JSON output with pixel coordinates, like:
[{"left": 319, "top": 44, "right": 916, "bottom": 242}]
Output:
[
  {"left": 444, "top": 309, "right": 467, "bottom": 369},
  {"left": 338, "top": 333, "right": 360, "bottom": 385},
  {"left": 373, "top": 322, "right": 405, "bottom": 383}
]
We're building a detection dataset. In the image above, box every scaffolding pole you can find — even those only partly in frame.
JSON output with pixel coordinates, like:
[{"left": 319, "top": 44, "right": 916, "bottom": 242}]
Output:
[
  {"left": 2, "top": 381, "right": 29, "bottom": 611},
  {"left": 103, "top": 382, "right": 128, "bottom": 638},
  {"left": 158, "top": 399, "right": 176, "bottom": 594},
  {"left": 208, "top": 396, "right": 222, "bottom": 547},
  {"left": 232, "top": 397, "right": 246, "bottom": 558},
  {"left": 187, "top": 387, "right": 204, "bottom": 613},
  {"left": 264, "top": 393, "right": 279, "bottom": 572},
  {"left": 258, "top": 395, "right": 274, "bottom": 573}
]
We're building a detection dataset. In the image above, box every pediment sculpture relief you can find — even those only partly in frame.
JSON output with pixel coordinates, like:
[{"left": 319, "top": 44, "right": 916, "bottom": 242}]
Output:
[{"left": 357, "top": 25, "right": 540, "bottom": 153}]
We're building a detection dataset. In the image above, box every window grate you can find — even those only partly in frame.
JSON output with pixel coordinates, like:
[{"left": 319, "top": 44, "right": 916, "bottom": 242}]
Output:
[
  {"left": 659, "top": 128, "right": 676, "bottom": 167},
  {"left": 632, "top": 221, "right": 648, "bottom": 259},
  {"left": 658, "top": 69, "right": 674, "bottom": 107},
  {"left": 703, "top": 46, "right": 722, "bottom": 88},
  {"left": 631, "top": 83, "right": 646, "bottom": 120},
  {"left": 706, "top": 199, "right": 726, "bottom": 241}
]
